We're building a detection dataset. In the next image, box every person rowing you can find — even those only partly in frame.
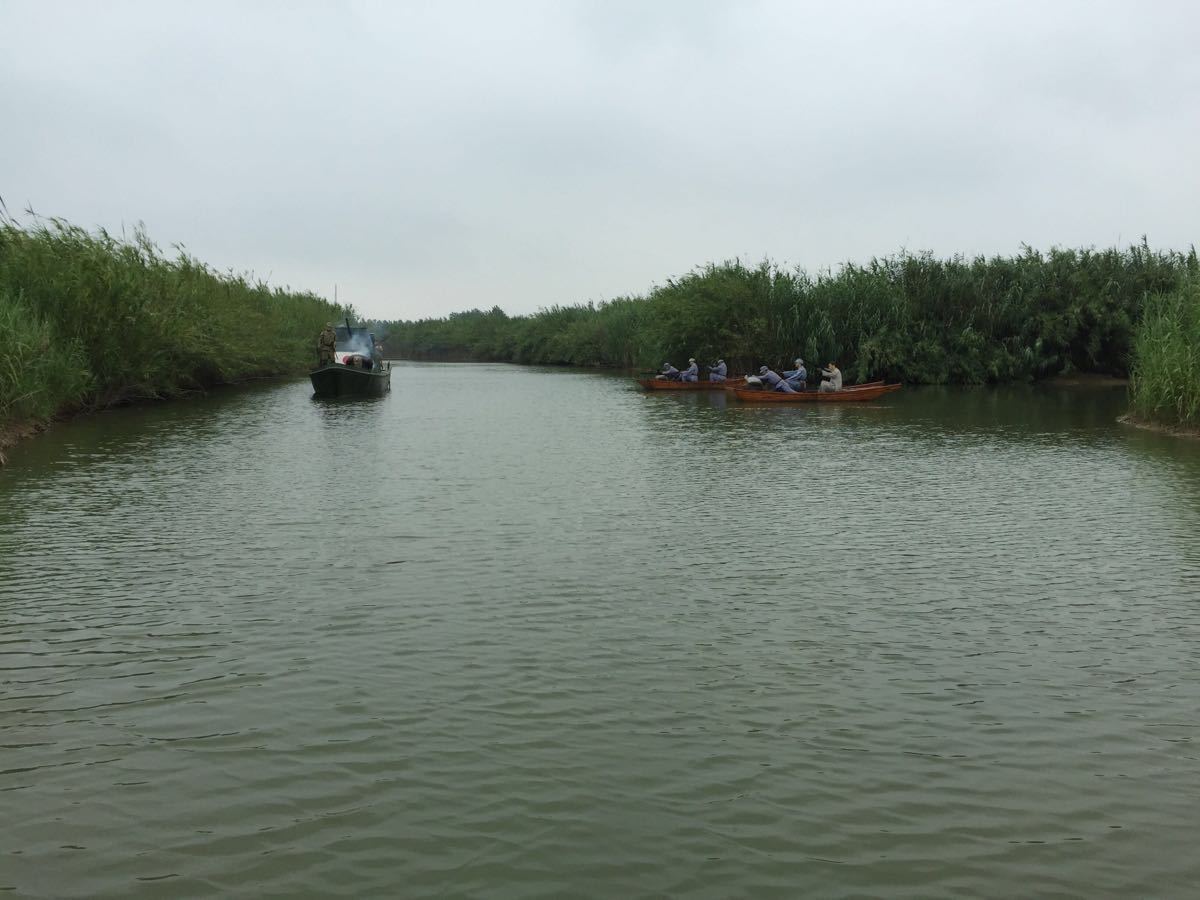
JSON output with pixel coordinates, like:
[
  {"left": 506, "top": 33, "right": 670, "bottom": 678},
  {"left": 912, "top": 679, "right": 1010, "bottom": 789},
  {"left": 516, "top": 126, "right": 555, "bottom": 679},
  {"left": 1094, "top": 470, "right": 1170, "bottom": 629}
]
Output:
[
  {"left": 679, "top": 358, "right": 699, "bottom": 383},
  {"left": 659, "top": 362, "right": 680, "bottom": 380},
  {"left": 783, "top": 357, "right": 807, "bottom": 390},
  {"left": 708, "top": 359, "right": 727, "bottom": 382},
  {"left": 757, "top": 365, "right": 797, "bottom": 393},
  {"left": 819, "top": 361, "right": 843, "bottom": 392}
]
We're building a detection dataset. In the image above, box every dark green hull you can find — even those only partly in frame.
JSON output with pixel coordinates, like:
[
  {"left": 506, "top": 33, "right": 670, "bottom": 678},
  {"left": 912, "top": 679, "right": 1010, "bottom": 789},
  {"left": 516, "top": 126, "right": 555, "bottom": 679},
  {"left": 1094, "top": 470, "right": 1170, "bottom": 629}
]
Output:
[{"left": 309, "top": 363, "right": 391, "bottom": 398}]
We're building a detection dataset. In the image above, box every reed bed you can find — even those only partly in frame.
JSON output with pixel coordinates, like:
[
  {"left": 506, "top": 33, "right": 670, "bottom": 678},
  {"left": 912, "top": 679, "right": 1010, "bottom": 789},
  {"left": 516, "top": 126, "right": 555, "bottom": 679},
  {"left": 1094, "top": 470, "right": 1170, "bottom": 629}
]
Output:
[
  {"left": 1130, "top": 277, "right": 1200, "bottom": 427},
  {"left": 382, "top": 244, "right": 1198, "bottom": 388},
  {"left": 0, "top": 218, "right": 347, "bottom": 429},
  {"left": 6, "top": 218, "right": 1197, "bottom": 435}
]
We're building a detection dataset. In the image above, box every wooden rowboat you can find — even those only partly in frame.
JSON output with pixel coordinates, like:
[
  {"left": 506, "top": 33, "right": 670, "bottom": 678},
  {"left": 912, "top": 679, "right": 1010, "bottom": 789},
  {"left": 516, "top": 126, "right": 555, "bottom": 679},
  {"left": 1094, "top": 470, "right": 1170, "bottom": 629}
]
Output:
[
  {"left": 637, "top": 377, "right": 745, "bottom": 391},
  {"left": 727, "top": 381, "right": 901, "bottom": 402},
  {"left": 724, "top": 378, "right": 884, "bottom": 391}
]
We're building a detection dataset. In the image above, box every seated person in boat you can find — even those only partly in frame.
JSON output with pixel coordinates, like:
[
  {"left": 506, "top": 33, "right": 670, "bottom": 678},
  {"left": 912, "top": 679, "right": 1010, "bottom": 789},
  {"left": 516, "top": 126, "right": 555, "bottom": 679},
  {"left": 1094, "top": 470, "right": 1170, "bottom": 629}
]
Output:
[
  {"left": 758, "top": 365, "right": 797, "bottom": 393},
  {"left": 317, "top": 322, "right": 337, "bottom": 366},
  {"left": 783, "top": 358, "right": 807, "bottom": 390},
  {"left": 709, "top": 359, "right": 727, "bottom": 382},
  {"left": 680, "top": 358, "right": 699, "bottom": 383},
  {"left": 658, "top": 362, "right": 680, "bottom": 380},
  {"left": 819, "top": 362, "right": 843, "bottom": 392}
]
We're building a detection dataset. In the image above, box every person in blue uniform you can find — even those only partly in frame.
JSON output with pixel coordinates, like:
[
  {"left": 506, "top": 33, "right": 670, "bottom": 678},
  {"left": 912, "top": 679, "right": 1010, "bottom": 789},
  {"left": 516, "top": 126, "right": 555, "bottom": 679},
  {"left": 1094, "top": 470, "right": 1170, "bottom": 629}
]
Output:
[
  {"left": 660, "top": 363, "right": 680, "bottom": 380},
  {"left": 784, "top": 358, "right": 807, "bottom": 390},
  {"left": 680, "top": 358, "right": 699, "bottom": 382},
  {"left": 709, "top": 359, "right": 727, "bottom": 382},
  {"left": 758, "top": 365, "right": 797, "bottom": 393}
]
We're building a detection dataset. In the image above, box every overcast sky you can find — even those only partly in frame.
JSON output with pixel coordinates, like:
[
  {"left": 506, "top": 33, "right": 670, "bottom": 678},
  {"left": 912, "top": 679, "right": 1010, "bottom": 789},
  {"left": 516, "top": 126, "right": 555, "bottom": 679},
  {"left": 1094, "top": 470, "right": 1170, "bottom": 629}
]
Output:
[{"left": 2, "top": 1, "right": 1197, "bottom": 320}]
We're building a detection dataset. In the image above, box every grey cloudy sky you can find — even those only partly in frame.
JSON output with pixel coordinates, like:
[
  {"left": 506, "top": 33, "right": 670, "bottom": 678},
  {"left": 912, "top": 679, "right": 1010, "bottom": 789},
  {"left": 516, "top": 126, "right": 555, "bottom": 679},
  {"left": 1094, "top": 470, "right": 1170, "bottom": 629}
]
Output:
[{"left": 2, "top": 1, "right": 1197, "bottom": 320}]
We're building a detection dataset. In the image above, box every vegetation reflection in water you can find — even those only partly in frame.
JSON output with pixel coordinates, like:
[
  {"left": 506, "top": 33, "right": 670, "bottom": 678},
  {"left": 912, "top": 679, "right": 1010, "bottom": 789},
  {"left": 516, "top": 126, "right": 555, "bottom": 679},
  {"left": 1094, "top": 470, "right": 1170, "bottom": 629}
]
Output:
[{"left": 1, "top": 364, "right": 1198, "bottom": 898}]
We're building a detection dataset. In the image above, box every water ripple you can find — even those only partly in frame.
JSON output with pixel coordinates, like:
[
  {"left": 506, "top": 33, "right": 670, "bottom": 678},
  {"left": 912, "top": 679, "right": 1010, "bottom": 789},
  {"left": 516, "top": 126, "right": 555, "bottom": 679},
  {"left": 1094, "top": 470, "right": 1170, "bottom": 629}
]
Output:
[{"left": 1, "top": 371, "right": 1198, "bottom": 897}]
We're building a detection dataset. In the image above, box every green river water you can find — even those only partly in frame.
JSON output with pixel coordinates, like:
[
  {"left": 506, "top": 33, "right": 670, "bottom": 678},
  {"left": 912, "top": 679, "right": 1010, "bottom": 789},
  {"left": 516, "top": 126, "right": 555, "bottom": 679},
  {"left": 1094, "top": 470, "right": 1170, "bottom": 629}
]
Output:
[{"left": 1, "top": 363, "right": 1198, "bottom": 898}]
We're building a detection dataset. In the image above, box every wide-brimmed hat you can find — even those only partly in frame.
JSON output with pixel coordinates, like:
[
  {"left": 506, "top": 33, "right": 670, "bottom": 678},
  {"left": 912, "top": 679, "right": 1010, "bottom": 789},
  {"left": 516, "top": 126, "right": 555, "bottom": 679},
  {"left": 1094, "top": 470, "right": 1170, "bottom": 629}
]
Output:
[
  {"left": 795, "top": 358, "right": 804, "bottom": 366},
  {"left": 758, "top": 365, "right": 768, "bottom": 375}
]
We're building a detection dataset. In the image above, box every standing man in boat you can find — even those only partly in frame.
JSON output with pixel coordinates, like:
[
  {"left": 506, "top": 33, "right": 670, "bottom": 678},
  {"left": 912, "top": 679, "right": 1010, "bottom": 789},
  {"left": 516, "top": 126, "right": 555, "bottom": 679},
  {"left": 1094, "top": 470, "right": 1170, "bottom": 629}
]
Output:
[
  {"left": 680, "top": 358, "right": 700, "bottom": 383},
  {"left": 709, "top": 359, "right": 728, "bottom": 382},
  {"left": 819, "top": 361, "right": 843, "bottom": 392},
  {"left": 317, "top": 322, "right": 337, "bottom": 367},
  {"left": 784, "top": 358, "right": 807, "bottom": 390},
  {"left": 758, "top": 365, "right": 797, "bottom": 393}
]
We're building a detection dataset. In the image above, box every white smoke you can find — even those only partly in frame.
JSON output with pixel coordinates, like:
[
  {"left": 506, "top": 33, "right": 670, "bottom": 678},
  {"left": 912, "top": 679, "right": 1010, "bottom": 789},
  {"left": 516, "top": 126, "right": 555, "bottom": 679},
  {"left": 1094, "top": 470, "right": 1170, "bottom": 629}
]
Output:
[{"left": 335, "top": 327, "right": 378, "bottom": 365}]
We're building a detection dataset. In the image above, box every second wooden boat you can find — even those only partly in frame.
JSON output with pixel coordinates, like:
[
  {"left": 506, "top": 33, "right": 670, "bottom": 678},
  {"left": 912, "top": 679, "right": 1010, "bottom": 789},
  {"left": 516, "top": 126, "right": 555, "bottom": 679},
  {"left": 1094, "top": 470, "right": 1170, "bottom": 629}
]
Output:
[{"left": 728, "top": 382, "right": 901, "bottom": 402}]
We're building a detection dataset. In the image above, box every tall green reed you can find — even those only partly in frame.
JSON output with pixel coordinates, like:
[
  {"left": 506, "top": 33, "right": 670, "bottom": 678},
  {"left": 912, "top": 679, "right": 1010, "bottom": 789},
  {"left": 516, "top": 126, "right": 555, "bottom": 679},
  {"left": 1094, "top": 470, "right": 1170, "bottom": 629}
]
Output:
[
  {"left": 1130, "top": 277, "right": 1200, "bottom": 427},
  {"left": 0, "top": 218, "right": 348, "bottom": 427},
  {"left": 380, "top": 244, "right": 1196, "bottom": 384}
]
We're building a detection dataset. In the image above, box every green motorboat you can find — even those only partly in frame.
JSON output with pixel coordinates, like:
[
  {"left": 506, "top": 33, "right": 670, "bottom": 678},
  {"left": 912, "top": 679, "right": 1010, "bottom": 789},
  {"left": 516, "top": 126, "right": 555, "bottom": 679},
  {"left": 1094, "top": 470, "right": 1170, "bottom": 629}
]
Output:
[{"left": 310, "top": 319, "right": 392, "bottom": 398}]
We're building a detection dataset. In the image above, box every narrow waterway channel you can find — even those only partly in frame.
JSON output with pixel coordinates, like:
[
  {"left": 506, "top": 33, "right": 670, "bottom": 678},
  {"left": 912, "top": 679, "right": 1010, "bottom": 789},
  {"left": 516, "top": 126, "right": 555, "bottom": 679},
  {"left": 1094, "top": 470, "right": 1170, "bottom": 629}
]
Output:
[{"left": 2, "top": 364, "right": 1198, "bottom": 898}]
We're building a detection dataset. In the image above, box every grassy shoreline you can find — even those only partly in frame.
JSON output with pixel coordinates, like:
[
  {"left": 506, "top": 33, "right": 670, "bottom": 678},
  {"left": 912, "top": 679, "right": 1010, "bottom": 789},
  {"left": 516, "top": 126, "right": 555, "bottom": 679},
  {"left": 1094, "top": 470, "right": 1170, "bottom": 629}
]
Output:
[
  {"left": 0, "top": 217, "right": 347, "bottom": 460},
  {"left": 378, "top": 245, "right": 1199, "bottom": 432},
  {"left": 0, "top": 419, "right": 43, "bottom": 465},
  {"left": 1118, "top": 413, "right": 1200, "bottom": 440}
]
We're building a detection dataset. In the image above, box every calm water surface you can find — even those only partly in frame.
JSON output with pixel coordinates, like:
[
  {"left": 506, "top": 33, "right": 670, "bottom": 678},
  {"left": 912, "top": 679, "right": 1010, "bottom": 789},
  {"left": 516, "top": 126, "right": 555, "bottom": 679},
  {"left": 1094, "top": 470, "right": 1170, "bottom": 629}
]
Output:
[{"left": 2, "top": 364, "right": 1198, "bottom": 898}]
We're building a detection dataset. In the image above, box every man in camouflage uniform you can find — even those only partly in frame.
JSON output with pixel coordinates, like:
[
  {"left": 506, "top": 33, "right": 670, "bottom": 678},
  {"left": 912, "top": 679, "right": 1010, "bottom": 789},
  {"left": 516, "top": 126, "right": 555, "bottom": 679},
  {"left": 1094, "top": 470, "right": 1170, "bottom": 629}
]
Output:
[{"left": 317, "top": 323, "right": 337, "bottom": 366}]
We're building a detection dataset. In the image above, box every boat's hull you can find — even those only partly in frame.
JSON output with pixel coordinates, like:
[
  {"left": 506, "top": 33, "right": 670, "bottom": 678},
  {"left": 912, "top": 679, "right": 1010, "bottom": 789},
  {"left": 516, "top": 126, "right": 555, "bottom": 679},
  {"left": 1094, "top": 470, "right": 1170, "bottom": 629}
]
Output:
[
  {"left": 638, "top": 377, "right": 743, "bottom": 391},
  {"left": 724, "top": 379, "right": 882, "bottom": 395},
  {"left": 310, "top": 364, "right": 391, "bottom": 398},
  {"left": 728, "top": 382, "right": 901, "bottom": 402}
]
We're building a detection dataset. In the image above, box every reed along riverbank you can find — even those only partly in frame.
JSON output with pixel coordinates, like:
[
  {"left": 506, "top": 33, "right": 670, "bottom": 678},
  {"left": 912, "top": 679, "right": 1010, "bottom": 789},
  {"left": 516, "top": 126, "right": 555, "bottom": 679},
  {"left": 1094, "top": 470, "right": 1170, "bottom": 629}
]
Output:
[
  {"left": 1129, "top": 276, "right": 1200, "bottom": 432},
  {"left": 382, "top": 245, "right": 1198, "bottom": 396},
  {"left": 0, "top": 219, "right": 346, "bottom": 460}
]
